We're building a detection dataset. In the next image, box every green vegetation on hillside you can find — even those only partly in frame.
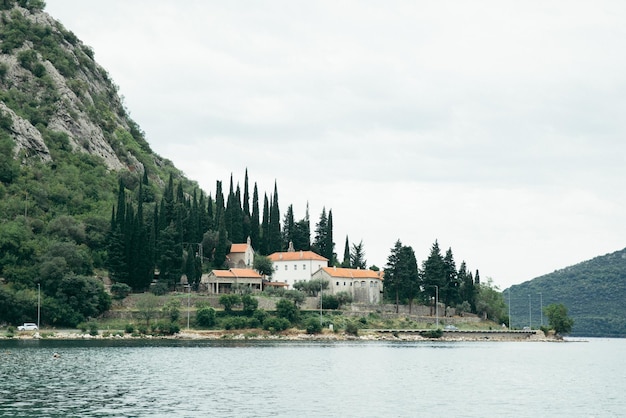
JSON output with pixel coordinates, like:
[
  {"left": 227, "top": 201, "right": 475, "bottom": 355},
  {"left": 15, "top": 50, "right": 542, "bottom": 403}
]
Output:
[{"left": 506, "top": 248, "right": 626, "bottom": 337}]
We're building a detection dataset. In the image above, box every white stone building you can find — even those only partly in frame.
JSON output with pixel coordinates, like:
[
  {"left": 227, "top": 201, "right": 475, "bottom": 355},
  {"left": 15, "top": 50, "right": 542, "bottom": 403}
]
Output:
[
  {"left": 267, "top": 247, "right": 328, "bottom": 288},
  {"left": 311, "top": 266, "right": 384, "bottom": 304}
]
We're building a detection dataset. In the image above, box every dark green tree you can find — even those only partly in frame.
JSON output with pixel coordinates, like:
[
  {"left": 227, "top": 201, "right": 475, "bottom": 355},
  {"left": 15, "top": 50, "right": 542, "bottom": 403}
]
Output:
[
  {"left": 253, "top": 254, "right": 274, "bottom": 277},
  {"left": 544, "top": 303, "right": 574, "bottom": 336},
  {"left": 291, "top": 204, "right": 311, "bottom": 251},
  {"left": 422, "top": 241, "right": 445, "bottom": 304},
  {"left": 350, "top": 240, "right": 367, "bottom": 270},
  {"left": 275, "top": 298, "right": 299, "bottom": 324},
  {"left": 442, "top": 247, "right": 460, "bottom": 308},
  {"left": 268, "top": 181, "right": 281, "bottom": 253},
  {"left": 250, "top": 184, "right": 260, "bottom": 250},
  {"left": 341, "top": 235, "right": 351, "bottom": 267}
]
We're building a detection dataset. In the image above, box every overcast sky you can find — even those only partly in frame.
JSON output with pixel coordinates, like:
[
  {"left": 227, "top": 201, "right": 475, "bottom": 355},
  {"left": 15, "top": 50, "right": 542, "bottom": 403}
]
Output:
[{"left": 45, "top": 1, "right": 626, "bottom": 290}]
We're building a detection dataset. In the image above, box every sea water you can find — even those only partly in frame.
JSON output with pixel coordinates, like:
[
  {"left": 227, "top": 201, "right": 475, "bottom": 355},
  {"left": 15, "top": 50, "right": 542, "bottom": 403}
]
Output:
[{"left": 0, "top": 338, "right": 623, "bottom": 417}]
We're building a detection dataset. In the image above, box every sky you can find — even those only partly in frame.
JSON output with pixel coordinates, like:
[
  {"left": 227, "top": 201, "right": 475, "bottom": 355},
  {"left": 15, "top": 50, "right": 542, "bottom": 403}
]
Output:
[{"left": 44, "top": 1, "right": 626, "bottom": 290}]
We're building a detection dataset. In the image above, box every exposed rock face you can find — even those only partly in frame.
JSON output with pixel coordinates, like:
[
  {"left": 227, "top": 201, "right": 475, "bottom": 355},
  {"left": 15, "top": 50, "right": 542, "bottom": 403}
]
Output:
[
  {"left": 0, "top": 102, "right": 51, "bottom": 162},
  {"left": 0, "top": 4, "right": 145, "bottom": 172}
]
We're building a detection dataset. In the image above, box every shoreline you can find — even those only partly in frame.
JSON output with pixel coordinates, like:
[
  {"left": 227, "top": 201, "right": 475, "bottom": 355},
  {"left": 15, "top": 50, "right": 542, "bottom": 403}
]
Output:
[{"left": 2, "top": 328, "right": 561, "bottom": 342}]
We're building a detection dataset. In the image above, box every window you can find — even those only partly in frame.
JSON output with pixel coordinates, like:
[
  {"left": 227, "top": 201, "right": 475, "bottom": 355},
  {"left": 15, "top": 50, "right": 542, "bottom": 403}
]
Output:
[
  {"left": 361, "top": 281, "right": 366, "bottom": 288},
  {"left": 343, "top": 282, "right": 346, "bottom": 286},
  {"left": 294, "top": 264, "right": 297, "bottom": 270},
  {"left": 303, "top": 264, "right": 306, "bottom": 270},
  {"left": 370, "top": 281, "right": 374, "bottom": 287},
  {"left": 284, "top": 265, "right": 288, "bottom": 270}
]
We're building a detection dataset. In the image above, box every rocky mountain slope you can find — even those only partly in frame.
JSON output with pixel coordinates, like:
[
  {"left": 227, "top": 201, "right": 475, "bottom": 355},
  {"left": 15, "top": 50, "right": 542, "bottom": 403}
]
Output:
[{"left": 0, "top": 1, "right": 178, "bottom": 180}]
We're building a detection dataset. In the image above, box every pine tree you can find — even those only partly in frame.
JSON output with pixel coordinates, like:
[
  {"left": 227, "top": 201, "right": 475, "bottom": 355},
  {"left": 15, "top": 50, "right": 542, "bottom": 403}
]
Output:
[
  {"left": 350, "top": 240, "right": 367, "bottom": 269},
  {"left": 384, "top": 240, "right": 403, "bottom": 313},
  {"left": 443, "top": 247, "right": 460, "bottom": 307},
  {"left": 422, "top": 240, "right": 445, "bottom": 303}
]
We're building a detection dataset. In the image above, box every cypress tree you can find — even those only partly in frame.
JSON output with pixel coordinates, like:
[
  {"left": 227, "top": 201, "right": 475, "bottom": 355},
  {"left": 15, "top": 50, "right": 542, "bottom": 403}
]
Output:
[
  {"left": 326, "top": 210, "right": 335, "bottom": 265},
  {"left": 312, "top": 207, "right": 328, "bottom": 259},
  {"left": 260, "top": 193, "right": 270, "bottom": 255},
  {"left": 268, "top": 181, "right": 281, "bottom": 253},
  {"left": 342, "top": 236, "right": 351, "bottom": 267},
  {"left": 250, "top": 184, "right": 260, "bottom": 250},
  {"left": 282, "top": 204, "right": 295, "bottom": 250},
  {"left": 242, "top": 169, "right": 251, "bottom": 241}
]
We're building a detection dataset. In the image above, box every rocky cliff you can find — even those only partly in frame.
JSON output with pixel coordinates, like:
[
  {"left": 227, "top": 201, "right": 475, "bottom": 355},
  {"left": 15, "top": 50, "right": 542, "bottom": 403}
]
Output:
[{"left": 0, "top": 2, "right": 166, "bottom": 175}]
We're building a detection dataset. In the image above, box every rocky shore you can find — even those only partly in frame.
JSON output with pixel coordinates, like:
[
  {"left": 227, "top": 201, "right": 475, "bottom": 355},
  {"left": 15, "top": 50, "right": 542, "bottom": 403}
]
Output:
[{"left": 4, "top": 329, "right": 559, "bottom": 342}]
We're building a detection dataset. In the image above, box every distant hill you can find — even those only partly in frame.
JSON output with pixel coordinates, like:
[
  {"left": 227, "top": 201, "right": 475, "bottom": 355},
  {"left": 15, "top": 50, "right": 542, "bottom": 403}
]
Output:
[{"left": 505, "top": 248, "right": 626, "bottom": 337}]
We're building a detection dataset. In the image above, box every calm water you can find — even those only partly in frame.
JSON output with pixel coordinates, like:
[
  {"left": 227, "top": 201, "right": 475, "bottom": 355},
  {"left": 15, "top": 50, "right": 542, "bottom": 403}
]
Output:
[{"left": 0, "top": 338, "right": 623, "bottom": 417}]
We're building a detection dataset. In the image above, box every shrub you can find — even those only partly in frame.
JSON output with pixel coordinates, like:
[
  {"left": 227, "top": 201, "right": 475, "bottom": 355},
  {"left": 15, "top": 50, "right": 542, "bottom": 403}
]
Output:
[
  {"left": 345, "top": 321, "right": 359, "bottom": 336},
  {"left": 137, "top": 324, "right": 148, "bottom": 334},
  {"left": 196, "top": 307, "right": 216, "bottom": 327},
  {"left": 305, "top": 317, "right": 322, "bottom": 334},
  {"left": 150, "top": 281, "right": 168, "bottom": 296},
  {"left": 253, "top": 309, "right": 268, "bottom": 324},
  {"left": 111, "top": 283, "right": 132, "bottom": 300},
  {"left": 222, "top": 316, "right": 248, "bottom": 330},
  {"left": 124, "top": 323, "right": 135, "bottom": 333},
  {"left": 262, "top": 316, "right": 290, "bottom": 333},
  {"left": 276, "top": 298, "right": 299, "bottom": 324},
  {"left": 219, "top": 294, "right": 241, "bottom": 312},
  {"left": 247, "top": 317, "right": 261, "bottom": 329},
  {"left": 152, "top": 321, "right": 180, "bottom": 335},
  {"left": 241, "top": 294, "right": 258, "bottom": 316},
  {"left": 88, "top": 321, "right": 99, "bottom": 336},
  {"left": 321, "top": 294, "right": 339, "bottom": 310},
  {"left": 421, "top": 329, "right": 443, "bottom": 339}
]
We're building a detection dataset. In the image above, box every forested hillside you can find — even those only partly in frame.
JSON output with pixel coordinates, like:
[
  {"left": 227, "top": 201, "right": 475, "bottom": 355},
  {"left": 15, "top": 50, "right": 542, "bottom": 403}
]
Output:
[{"left": 506, "top": 248, "right": 626, "bottom": 337}]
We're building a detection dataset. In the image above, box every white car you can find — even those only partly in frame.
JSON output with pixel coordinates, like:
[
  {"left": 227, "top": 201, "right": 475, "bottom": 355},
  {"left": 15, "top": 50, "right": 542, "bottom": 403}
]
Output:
[{"left": 17, "top": 323, "right": 38, "bottom": 331}]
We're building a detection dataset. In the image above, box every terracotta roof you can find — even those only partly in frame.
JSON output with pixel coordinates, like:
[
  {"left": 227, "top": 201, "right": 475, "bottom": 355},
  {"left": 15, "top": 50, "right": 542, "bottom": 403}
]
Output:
[
  {"left": 229, "top": 243, "right": 249, "bottom": 254},
  {"left": 268, "top": 250, "right": 328, "bottom": 262},
  {"left": 319, "top": 267, "right": 383, "bottom": 280},
  {"left": 210, "top": 268, "right": 262, "bottom": 279}
]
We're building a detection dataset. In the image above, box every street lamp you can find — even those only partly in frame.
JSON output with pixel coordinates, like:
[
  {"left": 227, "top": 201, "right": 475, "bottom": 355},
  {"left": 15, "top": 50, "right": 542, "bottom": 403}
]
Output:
[
  {"left": 320, "top": 280, "right": 323, "bottom": 326},
  {"left": 186, "top": 284, "right": 191, "bottom": 330},
  {"left": 37, "top": 283, "right": 41, "bottom": 329},
  {"left": 538, "top": 292, "right": 543, "bottom": 326},
  {"left": 528, "top": 294, "right": 532, "bottom": 329}
]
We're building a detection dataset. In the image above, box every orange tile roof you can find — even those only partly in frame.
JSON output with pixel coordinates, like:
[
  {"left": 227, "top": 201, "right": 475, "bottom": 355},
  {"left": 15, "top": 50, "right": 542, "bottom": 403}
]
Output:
[
  {"left": 268, "top": 250, "right": 328, "bottom": 262},
  {"left": 319, "top": 267, "right": 383, "bottom": 280},
  {"left": 211, "top": 268, "right": 262, "bottom": 279},
  {"left": 229, "top": 243, "right": 249, "bottom": 254}
]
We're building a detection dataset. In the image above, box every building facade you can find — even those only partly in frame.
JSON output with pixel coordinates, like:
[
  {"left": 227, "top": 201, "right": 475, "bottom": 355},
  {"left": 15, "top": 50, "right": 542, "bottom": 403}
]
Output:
[
  {"left": 200, "top": 268, "right": 263, "bottom": 294},
  {"left": 268, "top": 246, "right": 328, "bottom": 288},
  {"left": 312, "top": 266, "right": 384, "bottom": 304},
  {"left": 226, "top": 237, "right": 255, "bottom": 268}
]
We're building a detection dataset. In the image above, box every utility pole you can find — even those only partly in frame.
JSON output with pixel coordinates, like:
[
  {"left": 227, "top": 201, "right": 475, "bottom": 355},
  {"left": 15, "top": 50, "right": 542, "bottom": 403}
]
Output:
[{"left": 528, "top": 294, "right": 532, "bottom": 329}]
